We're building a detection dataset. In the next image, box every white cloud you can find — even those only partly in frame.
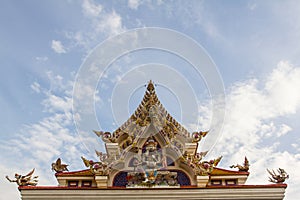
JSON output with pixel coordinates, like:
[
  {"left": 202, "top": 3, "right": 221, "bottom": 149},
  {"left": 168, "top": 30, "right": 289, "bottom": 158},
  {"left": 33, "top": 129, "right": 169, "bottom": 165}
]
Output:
[
  {"left": 248, "top": 2, "right": 257, "bottom": 11},
  {"left": 65, "top": 2, "right": 125, "bottom": 51},
  {"left": 95, "top": 10, "right": 123, "bottom": 36},
  {"left": 30, "top": 82, "right": 41, "bottom": 93},
  {"left": 35, "top": 56, "right": 48, "bottom": 61},
  {"left": 46, "top": 71, "right": 72, "bottom": 95},
  {"left": 0, "top": 72, "right": 100, "bottom": 197},
  {"left": 264, "top": 61, "right": 300, "bottom": 115},
  {"left": 42, "top": 93, "right": 72, "bottom": 113},
  {"left": 196, "top": 61, "right": 300, "bottom": 199},
  {"left": 82, "top": 0, "right": 102, "bottom": 17},
  {"left": 219, "top": 61, "right": 300, "bottom": 145},
  {"left": 51, "top": 40, "right": 67, "bottom": 54},
  {"left": 276, "top": 124, "right": 291, "bottom": 137},
  {"left": 128, "top": 0, "right": 141, "bottom": 10}
]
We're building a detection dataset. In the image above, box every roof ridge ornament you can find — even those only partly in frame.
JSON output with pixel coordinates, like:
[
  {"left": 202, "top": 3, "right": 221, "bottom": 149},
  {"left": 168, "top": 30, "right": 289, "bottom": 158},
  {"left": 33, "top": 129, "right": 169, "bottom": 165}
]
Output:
[
  {"left": 51, "top": 158, "right": 69, "bottom": 173},
  {"left": 230, "top": 157, "right": 250, "bottom": 172},
  {"left": 192, "top": 131, "right": 209, "bottom": 143},
  {"left": 267, "top": 168, "right": 289, "bottom": 183},
  {"left": 146, "top": 80, "right": 155, "bottom": 92},
  {"left": 6, "top": 168, "right": 38, "bottom": 186}
]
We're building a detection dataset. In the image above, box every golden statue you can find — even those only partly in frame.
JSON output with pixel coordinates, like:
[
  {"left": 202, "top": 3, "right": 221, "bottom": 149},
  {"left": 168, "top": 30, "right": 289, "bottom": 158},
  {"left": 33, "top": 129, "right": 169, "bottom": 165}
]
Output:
[
  {"left": 6, "top": 168, "right": 38, "bottom": 186},
  {"left": 81, "top": 156, "right": 110, "bottom": 175},
  {"left": 181, "top": 151, "right": 222, "bottom": 176},
  {"left": 267, "top": 168, "right": 289, "bottom": 183},
  {"left": 51, "top": 158, "right": 69, "bottom": 173},
  {"left": 230, "top": 157, "right": 250, "bottom": 172}
]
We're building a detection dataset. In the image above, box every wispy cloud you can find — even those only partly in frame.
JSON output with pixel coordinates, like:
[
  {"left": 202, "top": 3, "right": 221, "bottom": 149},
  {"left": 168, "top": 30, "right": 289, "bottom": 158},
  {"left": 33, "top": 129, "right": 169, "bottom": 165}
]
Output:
[
  {"left": 128, "top": 0, "right": 141, "bottom": 10},
  {"left": 30, "top": 82, "right": 41, "bottom": 93},
  {"left": 199, "top": 61, "right": 300, "bottom": 154},
  {"left": 51, "top": 40, "right": 67, "bottom": 54},
  {"left": 35, "top": 56, "right": 48, "bottom": 62},
  {"left": 248, "top": 2, "right": 257, "bottom": 11},
  {"left": 0, "top": 72, "right": 97, "bottom": 190},
  {"left": 65, "top": 1, "right": 125, "bottom": 51},
  {"left": 82, "top": 0, "right": 103, "bottom": 17},
  {"left": 95, "top": 10, "right": 123, "bottom": 35},
  {"left": 196, "top": 60, "right": 300, "bottom": 198}
]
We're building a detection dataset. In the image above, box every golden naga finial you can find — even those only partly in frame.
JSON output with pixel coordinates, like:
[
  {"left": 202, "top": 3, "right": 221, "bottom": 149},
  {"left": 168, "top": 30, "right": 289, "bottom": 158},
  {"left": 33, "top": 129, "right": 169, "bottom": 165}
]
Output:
[
  {"left": 81, "top": 156, "right": 110, "bottom": 175},
  {"left": 267, "top": 168, "right": 289, "bottom": 183},
  {"left": 51, "top": 158, "right": 69, "bottom": 173},
  {"left": 6, "top": 168, "right": 38, "bottom": 186},
  {"left": 181, "top": 151, "right": 222, "bottom": 176},
  {"left": 230, "top": 156, "right": 250, "bottom": 172},
  {"left": 93, "top": 130, "right": 115, "bottom": 143},
  {"left": 95, "top": 150, "right": 108, "bottom": 162}
]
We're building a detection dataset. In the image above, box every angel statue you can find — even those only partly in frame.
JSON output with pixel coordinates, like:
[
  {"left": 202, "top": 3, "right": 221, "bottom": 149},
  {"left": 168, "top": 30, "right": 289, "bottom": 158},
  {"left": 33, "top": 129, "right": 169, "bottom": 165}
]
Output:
[
  {"left": 6, "top": 168, "right": 38, "bottom": 186},
  {"left": 267, "top": 168, "right": 289, "bottom": 183},
  {"left": 51, "top": 158, "right": 69, "bottom": 173}
]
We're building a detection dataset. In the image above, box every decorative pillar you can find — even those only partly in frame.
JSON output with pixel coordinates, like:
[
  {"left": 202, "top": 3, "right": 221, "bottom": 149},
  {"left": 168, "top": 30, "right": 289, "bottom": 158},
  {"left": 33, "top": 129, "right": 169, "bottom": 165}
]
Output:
[
  {"left": 196, "top": 176, "right": 209, "bottom": 188},
  {"left": 95, "top": 175, "right": 108, "bottom": 188}
]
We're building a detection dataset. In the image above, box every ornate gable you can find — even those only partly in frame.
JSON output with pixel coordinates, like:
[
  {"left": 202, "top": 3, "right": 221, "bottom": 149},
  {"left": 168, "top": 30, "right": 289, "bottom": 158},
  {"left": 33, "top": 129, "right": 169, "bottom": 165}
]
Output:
[{"left": 84, "top": 81, "right": 223, "bottom": 188}]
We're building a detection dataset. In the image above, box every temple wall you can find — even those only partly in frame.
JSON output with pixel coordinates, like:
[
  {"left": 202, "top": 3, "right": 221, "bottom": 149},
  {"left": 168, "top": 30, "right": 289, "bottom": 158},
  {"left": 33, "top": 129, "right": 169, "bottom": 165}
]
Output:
[{"left": 20, "top": 186, "right": 287, "bottom": 200}]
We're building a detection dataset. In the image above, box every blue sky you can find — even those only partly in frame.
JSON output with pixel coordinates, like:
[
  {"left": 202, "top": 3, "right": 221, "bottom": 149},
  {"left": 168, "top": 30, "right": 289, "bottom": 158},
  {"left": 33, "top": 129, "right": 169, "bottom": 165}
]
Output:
[{"left": 1, "top": 0, "right": 300, "bottom": 199}]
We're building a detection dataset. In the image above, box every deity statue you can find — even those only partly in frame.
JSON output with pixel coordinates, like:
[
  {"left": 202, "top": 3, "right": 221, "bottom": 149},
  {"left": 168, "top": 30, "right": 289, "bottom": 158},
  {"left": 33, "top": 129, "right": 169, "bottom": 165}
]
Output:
[
  {"left": 128, "top": 137, "right": 164, "bottom": 184},
  {"left": 142, "top": 138, "right": 162, "bottom": 171},
  {"left": 6, "top": 168, "right": 38, "bottom": 186},
  {"left": 126, "top": 137, "right": 179, "bottom": 188}
]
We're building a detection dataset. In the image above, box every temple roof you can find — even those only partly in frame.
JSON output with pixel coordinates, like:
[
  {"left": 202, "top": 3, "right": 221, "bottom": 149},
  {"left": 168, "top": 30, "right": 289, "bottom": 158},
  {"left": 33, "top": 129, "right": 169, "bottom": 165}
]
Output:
[
  {"left": 55, "top": 169, "right": 93, "bottom": 177},
  {"left": 113, "top": 81, "right": 189, "bottom": 142},
  {"left": 94, "top": 81, "right": 207, "bottom": 152},
  {"left": 211, "top": 167, "right": 250, "bottom": 176}
]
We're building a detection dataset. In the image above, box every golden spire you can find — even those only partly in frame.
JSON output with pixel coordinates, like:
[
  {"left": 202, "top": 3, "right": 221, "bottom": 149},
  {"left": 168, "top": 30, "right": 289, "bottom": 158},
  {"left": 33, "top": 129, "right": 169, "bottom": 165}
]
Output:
[
  {"left": 146, "top": 80, "right": 155, "bottom": 91},
  {"left": 98, "top": 81, "right": 190, "bottom": 149}
]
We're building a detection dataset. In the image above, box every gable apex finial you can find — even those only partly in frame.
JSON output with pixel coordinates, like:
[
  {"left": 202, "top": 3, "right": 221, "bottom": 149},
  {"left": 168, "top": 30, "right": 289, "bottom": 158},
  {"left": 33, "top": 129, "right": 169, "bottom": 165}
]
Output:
[{"left": 147, "top": 80, "right": 155, "bottom": 92}]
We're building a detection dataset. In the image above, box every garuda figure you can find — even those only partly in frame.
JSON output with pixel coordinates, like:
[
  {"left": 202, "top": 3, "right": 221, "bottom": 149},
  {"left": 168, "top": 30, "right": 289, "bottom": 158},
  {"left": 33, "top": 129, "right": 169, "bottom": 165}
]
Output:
[
  {"left": 267, "top": 168, "right": 289, "bottom": 183},
  {"left": 51, "top": 158, "right": 69, "bottom": 173},
  {"left": 230, "top": 157, "right": 250, "bottom": 172},
  {"left": 6, "top": 168, "right": 38, "bottom": 186}
]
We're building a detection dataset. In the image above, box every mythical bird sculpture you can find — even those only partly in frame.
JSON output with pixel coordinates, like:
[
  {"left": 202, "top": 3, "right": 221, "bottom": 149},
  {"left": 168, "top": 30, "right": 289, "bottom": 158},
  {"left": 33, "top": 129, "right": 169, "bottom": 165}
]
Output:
[
  {"left": 267, "top": 168, "right": 289, "bottom": 183},
  {"left": 230, "top": 157, "right": 250, "bottom": 172},
  {"left": 51, "top": 158, "right": 69, "bottom": 173},
  {"left": 95, "top": 150, "right": 108, "bottom": 161},
  {"left": 181, "top": 151, "right": 222, "bottom": 176},
  {"left": 6, "top": 168, "right": 38, "bottom": 186},
  {"left": 81, "top": 156, "right": 110, "bottom": 175}
]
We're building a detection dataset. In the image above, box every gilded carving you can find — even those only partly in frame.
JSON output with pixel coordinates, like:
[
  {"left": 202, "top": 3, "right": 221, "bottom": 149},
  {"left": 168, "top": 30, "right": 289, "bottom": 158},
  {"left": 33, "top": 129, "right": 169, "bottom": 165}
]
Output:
[
  {"left": 267, "top": 168, "right": 289, "bottom": 183},
  {"left": 230, "top": 157, "right": 250, "bottom": 172},
  {"left": 51, "top": 158, "right": 69, "bottom": 173},
  {"left": 6, "top": 168, "right": 38, "bottom": 186}
]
